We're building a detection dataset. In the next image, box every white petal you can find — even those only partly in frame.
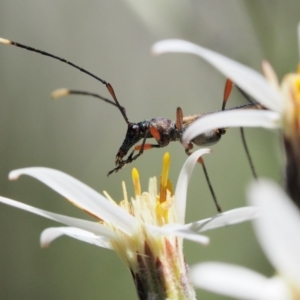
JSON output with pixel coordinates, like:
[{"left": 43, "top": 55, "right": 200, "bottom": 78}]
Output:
[
  {"left": 182, "top": 110, "right": 280, "bottom": 148},
  {"left": 174, "top": 149, "right": 211, "bottom": 224},
  {"left": 0, "top": 196, "right": 116, "bottom": 239},
  {"left": 40, "top": 227, "right": 112, "bottom": 249},
  {"left": 191, "top": 262, "right": 290, "bottom": 300},
  {"left": 248, "top": 180, "right": 300, "bottom": 288},
  {"left": 152, "top": 39, "right": 283, "bottom": 113},
  {"left": 185, "top": 206, "right": 259, "bottom": 233},
  {"left": 9, "top": 167, "right": 136, "bottom": 235},
  {"left": 150, "top": 223, "right": 209, "bottom": 245}
]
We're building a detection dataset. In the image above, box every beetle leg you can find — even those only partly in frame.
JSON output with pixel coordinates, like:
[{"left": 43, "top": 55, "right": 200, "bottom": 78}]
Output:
[
  {"left": 108, "top": 122, "right": 171, "bottom": 176},
  {"left": 135, "top": 144, "right": 161, "bottom": 151},
  {"left": 222, "top": 79, "right": 233, "bottom": 110},
  {"left": 149, "top": 126, "right": 161, "bottom": 142},
  {"left": 176, "top": 107, "right": 183, "bottom": 130},
  {"left": 108, "top": 129, "right": 152, "bottom": 175},
  {"left": 176, "top": 107, "right": 184, "bottom": 142},
  {"left": 184, "top": 142, "right": 222, "bottom": 213}
]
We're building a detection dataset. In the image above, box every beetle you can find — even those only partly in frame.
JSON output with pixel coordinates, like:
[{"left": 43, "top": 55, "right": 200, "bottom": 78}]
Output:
[
  {"left": 51, "top": 82, "right": 262, "bottom": 215},
  {"left": 51, "top": 81, "right": 262, "bottom": 178},
  {"left": 0, "top": 37, "right": 262, "bottom": 212}
]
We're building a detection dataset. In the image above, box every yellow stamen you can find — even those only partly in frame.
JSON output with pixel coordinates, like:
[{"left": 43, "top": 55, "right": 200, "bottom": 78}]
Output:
[
  {"left": 166, "top": 178, "right": 173, "bottom": 196},
  {"left": 103, "top": 190, "right": 118, "bottom": 205},
  {"left": 294, "top": 80, "right": 300, "bottom": 104},
  {"left": 132, "top": 168, "right": 141, "bottom": 197},
  {"left": 160, "top": 152, "right": 170, "bottom": 203},
  {"left": 121, "top": 181, "right": 129, "bottom": 211}
]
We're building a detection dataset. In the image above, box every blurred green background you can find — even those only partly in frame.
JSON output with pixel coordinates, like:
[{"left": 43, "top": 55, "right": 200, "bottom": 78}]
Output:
[{"left": 0, "top": 1, "right": 298, "bottom": 299}]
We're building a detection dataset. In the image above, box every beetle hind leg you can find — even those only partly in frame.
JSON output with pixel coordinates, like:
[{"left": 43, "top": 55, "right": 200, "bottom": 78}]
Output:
[{"left": 184, "top": 143, "right": 222, "bottom": 213}]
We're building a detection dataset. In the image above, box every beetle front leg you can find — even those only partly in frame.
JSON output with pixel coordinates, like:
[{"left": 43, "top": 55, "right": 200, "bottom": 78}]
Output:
[
  {"left": 127, "top": 127, "right": 164, "bottom": 162},
  {"left": 108, "top": 129, "right": 152, "bottom": 176},
  {"left": 107, "top": 149, "right": 135, "bottom": 176}
]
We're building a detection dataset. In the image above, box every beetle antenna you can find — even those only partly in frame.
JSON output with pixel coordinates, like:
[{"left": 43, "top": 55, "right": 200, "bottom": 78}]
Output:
[
  {"left": 106, "top": 83, "right": 129, "bottom": 124},
  {"left": 235, "top": 85, "right": 258, "bottom": 179},
  {"left": 236, "top": 86, "right": 257, "bottom": 105},
  {"left": 51, "top": 89, "right": 117, "bottom": 107},
  {"left": 0, "top": 37, "right": 130, "bottom": 124},
  {"left": 222, "top": 79, "right": 258, "bottom": 179}
]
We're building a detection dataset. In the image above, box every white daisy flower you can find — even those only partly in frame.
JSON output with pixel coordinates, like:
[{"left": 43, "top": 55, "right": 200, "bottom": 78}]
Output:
[
  {"left": 190, "top": 179, "right": 300, "bottom": 300},
  {"left": 152, "top": 39, "right": 283, "bottom": 143},
  {"left": 0, "top": 150, "right": 258, "bottom": 299},
  {"left": 152, "top": 24, "right": 300, "bottom": 206}
]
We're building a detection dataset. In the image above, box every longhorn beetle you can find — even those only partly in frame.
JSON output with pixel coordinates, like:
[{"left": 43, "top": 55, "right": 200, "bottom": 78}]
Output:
[
  {"left": 0, "top": 37, "right": 262, "bottom": 213},
  {"left": 52, "top": 83, "right": 261, "bottom": 177}
]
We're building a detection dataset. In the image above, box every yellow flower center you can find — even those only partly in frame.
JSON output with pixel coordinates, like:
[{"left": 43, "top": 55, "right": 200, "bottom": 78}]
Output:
[
  {"left": 102, "top": 153, "right": 178, "bottom": 261},
  {"left": 102, "top": 153, "right": 195, "bottom": 299}
]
